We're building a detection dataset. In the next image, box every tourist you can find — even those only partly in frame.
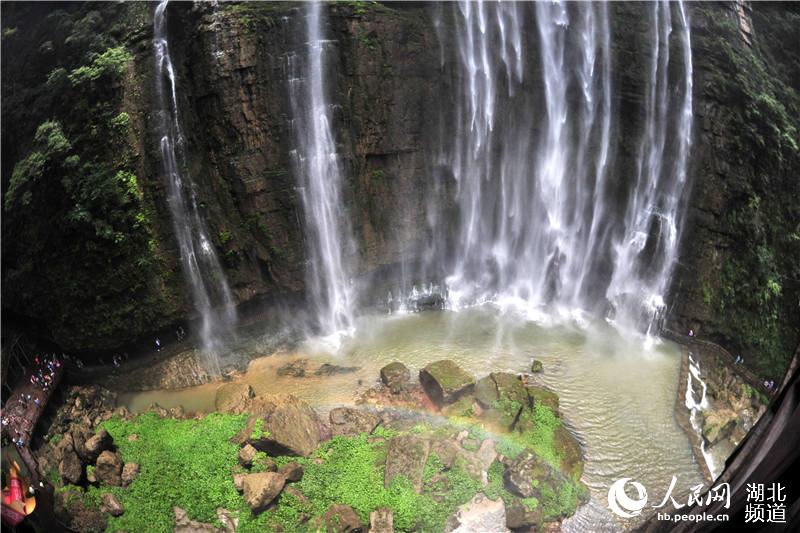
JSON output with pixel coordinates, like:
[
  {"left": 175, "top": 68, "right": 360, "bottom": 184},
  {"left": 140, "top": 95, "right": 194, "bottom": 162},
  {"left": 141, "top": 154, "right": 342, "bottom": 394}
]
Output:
[
  {"left": 155, "top": 338, "right": 162, "bottom": 352},
  {"left": 689, "top": 329, "right": 694, "bottom": 337}
]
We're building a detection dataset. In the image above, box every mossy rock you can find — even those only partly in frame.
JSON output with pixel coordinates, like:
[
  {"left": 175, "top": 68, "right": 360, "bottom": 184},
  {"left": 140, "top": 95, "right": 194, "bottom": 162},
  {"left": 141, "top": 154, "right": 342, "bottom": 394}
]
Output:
[
  {"left": 506, "top": 497, "right": 543, "bottom": 531},
  {"left": 441, "top": 395, "right": 477, "bottom": 418},
  {"left": 553, "top": 426, "right": 583, "bottom": 481},
  {"left": 527, "top": 386, "right": 559, "bottom": 414},
  {"left": 419, "top": 360, "right": 475, "bottom": 406},
  {"left": 474, "top": 375, "right": 499, "bottom": 408},
  {"left": 531, "top": 360, "right": 544, "bottom": 373},
  {"left": 384, "top": 435, "right": 430, "bottom": 493},
  {"left": 504, "top": 453, "right": 554, "bottom": 498},
  {"left": 380, "top": 361, "right": 411, "bottom": 393},
  {"left": 492, "top": 373, "right": 532, "bottom": 410}
]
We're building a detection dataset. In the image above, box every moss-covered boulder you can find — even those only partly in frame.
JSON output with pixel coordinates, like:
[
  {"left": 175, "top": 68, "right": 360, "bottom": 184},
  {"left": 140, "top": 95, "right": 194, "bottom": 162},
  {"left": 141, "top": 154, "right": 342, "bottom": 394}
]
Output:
[
  {"left": 380, "top": 361, "right": 411, "bottom": 393},
  {"left": 701, "top": 410, "right": 738, "bottom": 446},
  {"left": 531, "top": 360, "right": 544, "bottom": 373},
  {"left": 475, "top": 375, "right": 500, "bottom": 408},
  {"left": 527, "top": 386, "right": 559, "bottom": 414},
  {"left": 419, "top": 360, "right": 475, "bottom": 406},
  {"left": 474, "top": 373, "right": 532, "bottom": 431},
  {"left": 504, "top": 453, "right": 555, "bottom": 499},
  {"left": 329, "top": 406, "right": 380, "bottom": 437},
  {"left": 506, "top": 498, "right": 543, "bottom": 531},
  {"left": 384, "top": 435, "right": 430, "bottom": 493},
  {"left": 553, "top": 426, "right": 584, "bottom": 480}
]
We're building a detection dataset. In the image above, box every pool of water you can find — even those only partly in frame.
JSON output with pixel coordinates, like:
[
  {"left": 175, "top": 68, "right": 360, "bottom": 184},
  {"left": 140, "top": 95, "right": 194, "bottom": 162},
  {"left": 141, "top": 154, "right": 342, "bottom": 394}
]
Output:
[{"left": 119, "top": 306, "right": 704, "bottom": 530}]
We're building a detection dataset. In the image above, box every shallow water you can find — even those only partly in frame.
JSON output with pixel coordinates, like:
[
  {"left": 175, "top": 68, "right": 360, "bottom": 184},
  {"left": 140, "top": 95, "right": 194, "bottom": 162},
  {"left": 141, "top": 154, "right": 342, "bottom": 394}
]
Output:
[{"left": 120, "top": 307, "right": 704, "bottom": 530}]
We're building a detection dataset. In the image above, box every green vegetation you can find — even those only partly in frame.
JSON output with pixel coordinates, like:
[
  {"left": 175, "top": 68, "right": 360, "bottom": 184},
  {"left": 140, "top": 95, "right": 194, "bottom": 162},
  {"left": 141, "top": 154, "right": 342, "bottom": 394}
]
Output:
[
  {"left": 68, "top": 46, "right": 132, "bottom": 85},
  {"left": 2, "top": 4, "right": 182, "bottom": 351},
  {"left": 692, "top": 5, "right": 800, "bottom": 380},
  {"left": 249, "top": 418, "right": 269, "bottom": 440},
  {"left": 96, "top": 413, "right": 249, "bottom": 532},
  {"left": 48, "top": 409, "right": 583, "bottom": 532}
]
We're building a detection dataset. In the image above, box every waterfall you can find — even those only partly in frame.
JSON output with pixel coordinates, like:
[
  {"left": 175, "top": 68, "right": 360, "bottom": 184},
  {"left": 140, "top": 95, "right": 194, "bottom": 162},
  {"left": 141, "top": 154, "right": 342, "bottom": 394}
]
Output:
[
  {"left": 153, "top": 0, "right": 236, "bottom": 372},
  {"left": 437, "top": 1, "right": 692, "bottom": 337},
  {"left": 288, "top": 2, "right": 355, "bottom": 338},
  {"left": 606, "top": 0, "right": 694, "bottom": 337}
]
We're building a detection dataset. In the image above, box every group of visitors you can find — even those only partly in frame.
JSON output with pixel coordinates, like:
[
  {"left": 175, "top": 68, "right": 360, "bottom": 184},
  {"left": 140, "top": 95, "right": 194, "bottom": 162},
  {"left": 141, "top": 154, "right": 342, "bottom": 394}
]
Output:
[
  {"left": 1, "top": 414, "right": 31, "bottom": 448},
  {"left": 155, "top": 325, "right": 188, "bottom": 352},
  {"left": 29, "top": 354, "right": 61, "bottom": 392},
  {"left": 1, "top": 354, "right": 64, "bottom": 449},
  {"left": 764, "top": 379, "right": 777, "bottom": 391}
]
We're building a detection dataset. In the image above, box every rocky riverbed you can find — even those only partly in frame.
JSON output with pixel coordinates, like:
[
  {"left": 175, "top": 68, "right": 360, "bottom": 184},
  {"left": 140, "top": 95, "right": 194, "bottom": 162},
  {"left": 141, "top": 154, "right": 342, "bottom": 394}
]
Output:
[{"left": 34, "top": 361, "right": 586, "bottom": 532}]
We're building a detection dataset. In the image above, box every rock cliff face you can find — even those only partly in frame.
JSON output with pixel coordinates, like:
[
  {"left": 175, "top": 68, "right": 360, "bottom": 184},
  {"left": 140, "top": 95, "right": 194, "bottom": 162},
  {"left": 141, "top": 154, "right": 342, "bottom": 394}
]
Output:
[{"left": 2, "top": 2, "right": 798, "bottom": 374}]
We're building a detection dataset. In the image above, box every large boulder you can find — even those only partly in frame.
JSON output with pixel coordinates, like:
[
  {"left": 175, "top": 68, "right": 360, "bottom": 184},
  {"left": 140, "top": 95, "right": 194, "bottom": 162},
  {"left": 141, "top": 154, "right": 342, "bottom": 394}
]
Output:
[
  {"left": 527, "top": 386, "right": 559, "bottom": 413},
  {"left": 238, "top": 444, "right": 258, "bottom": 468},
  {"left": 279, "top": 462, "right": 304, "bottom": 482},
  {"left": 505, "top": 499, "right": 542, "bottom": 531},
  {"left": 553, "top": 426, "right": 584, "bottom": 480},
  {"left": 277, "top": 359, "right": 310, "bottom": 377},
  {"left": 100, "top": 493, "right": 124, "bottom": 517},
  {"left": 323, "top": 504, "right": 364, "bottom": 532},
  {"left": 242, "top": 472, "right": 285, "bottom": 514},
  {"left": 329, "top": 407, "right": 380, "bottom": 437},
  {"left": 419, "top": 360, "right": 475, "bottom": 405},
  {"left": 94, "top": 450, "right": 123, "bottom": 487},
  {"left": 380, "top": 362, "right": 411, "bottom": 394},
  {"left": 474, "top": 376, "right": 500, "bottom": 408},
  {"left": 384, "top": 435, "right": 430, "bottom": 493},
  {"left": 369, "top": 507, "right": 394, "bottom": 533},
  {"left": 504, "top": 454, "right": 554, "bottom": 499},
  {"left": 83, "top": 429, "right": 112, "bottom": 463},
  {"left": 121, "top": 462, "right": 140, "bottom": 487},
  {"left": 59, "top": 448, "right": 83, "bottom": 485},
  {"left": 446, "top": 493, "right": 509, "bottom": 533},
  {"left": 249, "top": 394, "right": 322, "bottom": 457},
  {"left": 702, "top": 409, "right": 738, "bottom": 446},
  {"left": 215, "top": 383, "right": 254, "bottom": 414},
  {"left": 476, "top": 373, "right": 534, "bottom": 431},
  {"left": 492, "top": 374, "right": 531, "bottom": 409}
]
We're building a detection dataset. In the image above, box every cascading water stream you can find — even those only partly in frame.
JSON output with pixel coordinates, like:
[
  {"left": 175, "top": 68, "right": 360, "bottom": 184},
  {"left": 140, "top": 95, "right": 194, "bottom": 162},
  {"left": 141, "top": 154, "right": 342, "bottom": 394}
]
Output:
[
  {"left": 288, "top": 2, "right": 356, "bottom": 340},
  {"left": 153, "top": 0, "right": 236, "bottom": 372},
  {"left": 606, "top": 0, "right": 694, "bottom": 338},
  {"left": 437, "top": 1, "right": 692, "bottom": 339}
]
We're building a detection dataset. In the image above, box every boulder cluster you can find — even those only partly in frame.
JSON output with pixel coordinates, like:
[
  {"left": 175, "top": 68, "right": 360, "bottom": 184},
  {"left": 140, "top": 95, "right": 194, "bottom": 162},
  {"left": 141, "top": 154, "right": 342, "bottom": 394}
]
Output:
[
  {"left": 38, "top": 359, "right": 585, "bottom": 532},
  {"left": 211, "top": 359, "right": 585, "bottom": 532},
  {"left": 36, "top": 387, "right": 140, "bottom": 532}
]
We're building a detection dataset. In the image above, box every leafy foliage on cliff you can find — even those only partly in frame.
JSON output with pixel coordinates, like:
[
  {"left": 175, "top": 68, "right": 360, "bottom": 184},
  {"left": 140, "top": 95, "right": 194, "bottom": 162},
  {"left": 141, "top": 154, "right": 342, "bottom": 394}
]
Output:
[
  {"left": 692, "top": 4, "right": 800, "bottom": 378},
  {"left": 2, "top": 4, "right": 181, "bottom": 350}
]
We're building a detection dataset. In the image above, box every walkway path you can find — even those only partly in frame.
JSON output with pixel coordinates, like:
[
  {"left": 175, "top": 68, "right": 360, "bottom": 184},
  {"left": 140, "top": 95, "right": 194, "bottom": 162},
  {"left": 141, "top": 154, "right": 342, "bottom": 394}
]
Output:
[
  {"left": 661, "top": 329, "right": 775, "bottom": 397},
  {"left": 1, "top": 356, "right": 64, "bottom": 484}
]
